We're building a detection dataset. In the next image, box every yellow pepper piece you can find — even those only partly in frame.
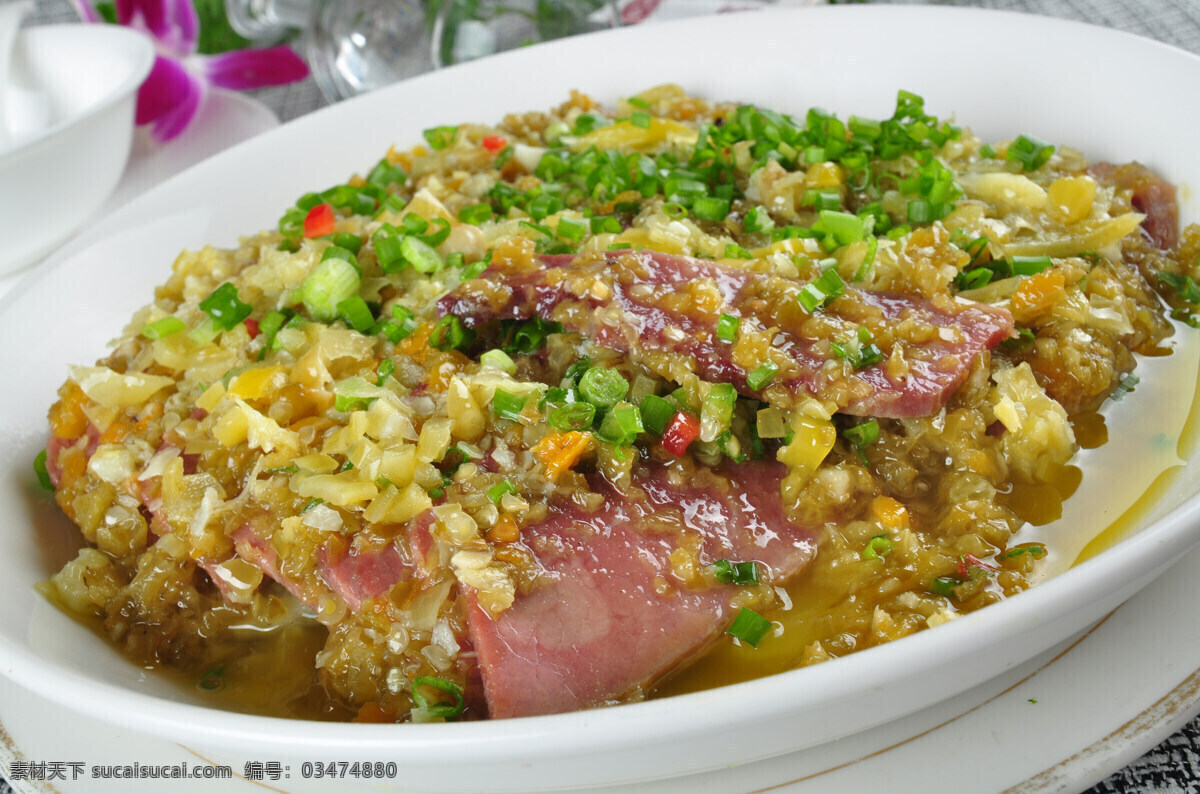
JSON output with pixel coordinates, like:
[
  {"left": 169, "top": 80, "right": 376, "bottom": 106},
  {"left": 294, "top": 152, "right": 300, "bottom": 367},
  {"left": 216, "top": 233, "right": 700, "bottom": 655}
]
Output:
[
  {"left": 573, "top": 117, "right": 698, "bottom": 153},
  {"left": 534, "top": 431, "right": 594, "bottom": 482},
  {"left": 227, "top": 366, "right": 286, "bottom": 400},
  {"left": 778, "top": 413, "right": 836, "bottom": 500}
]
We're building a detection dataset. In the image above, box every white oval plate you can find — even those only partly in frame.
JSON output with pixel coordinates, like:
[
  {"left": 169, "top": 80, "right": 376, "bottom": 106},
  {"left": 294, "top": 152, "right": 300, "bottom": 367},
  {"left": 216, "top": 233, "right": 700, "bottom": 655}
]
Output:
[
  {"left": 2, "top": 545, "right": 1198, "bottom": 793},
  {"left": 3, "top": 6, "right": 1200, "bottom": 791}
]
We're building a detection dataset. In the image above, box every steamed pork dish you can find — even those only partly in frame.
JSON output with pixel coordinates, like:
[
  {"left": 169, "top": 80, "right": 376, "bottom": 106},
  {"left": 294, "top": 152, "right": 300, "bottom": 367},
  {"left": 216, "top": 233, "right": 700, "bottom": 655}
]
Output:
[{"left": 37, "top": 86, "right": 1199, "bottom": 722}]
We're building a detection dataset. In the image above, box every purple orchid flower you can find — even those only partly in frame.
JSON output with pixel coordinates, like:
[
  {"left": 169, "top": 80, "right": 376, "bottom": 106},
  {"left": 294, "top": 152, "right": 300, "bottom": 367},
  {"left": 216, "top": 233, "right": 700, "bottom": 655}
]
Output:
[{"left": 72, "top": 0, "right": 308, "bottom": 142}]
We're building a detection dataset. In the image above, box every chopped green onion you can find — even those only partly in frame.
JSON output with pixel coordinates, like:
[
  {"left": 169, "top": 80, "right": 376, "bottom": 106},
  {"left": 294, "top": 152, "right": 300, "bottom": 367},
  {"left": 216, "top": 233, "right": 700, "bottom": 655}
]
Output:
[
  {"left": 1001, "top": 326, "right": 1037, "bottom": 350},
  {"left": 692, "top": 196, "right": 731, "bottom": 222},
  {"left": 492, "top": 389, "right": 528, "bottom": 422},
  {"left": 954, "top": 266, "right": 995, "bottom": 291},
  {"left": 713, "top": 559, "right": 759, "bottom": 586},
  {"left": 591, "top": 216, "right": 623, "bottom": 234},
  {"left": 1006, "top": 134, "right": 1055, "bottom": 171},
  {"left": 1159, "top": 272, "right": 1200, "bottom": 304},
  {"left": 321, "top": 244, "right": 360, "bottom": 272},
  {"left": 411, "top": 676, "right": 465, "bottom": 719},
  {"left": 188, "top": 316, "right": 221, "bottom": 345},
  {"left": 279, "top": 206, "right": 305, "bottom": 238},
  {"left": 540, "top": 387, "right": 569, "bottom": 409},
  {"left": 832, "top": 327, "right": 883, "bottom": 370},
  {"left": 299, "top": 257, "right": 361, "bottom": 322},
  {"left": 461, "top": 258, "right": 491, "bottom": 280},
  {"left": 848, "top": 115, "right": 882, "bottom": 140},
  {"left": 487, "top": 480, "right": 516, "bottom": 503},
  {"left": 200, "top": 283, "right": 253, "bottom": 331},
  {"left": 334, "top": 376, "right": 379, "bottom": 412},
  {"left": 198, "top": 666, "right": 225, "bottom": 692},
  {"left": 998, "top": 543, "right": 1047, "bottom": 560},
  {"left": 797, "top": 268, "right": 846, "bottom": 313},
  {"left": 716, "top": 314, "right": 740, "bottom": 344},
  {"left": 747, "top": 361, "right": 779, "bottom": 391},
  {"left": 390, "top": 305, "right": 418, "bottom": 340},
  {"left": 140, "top": 316, "right": 186, "bottom": 340},
  {"left": 1111, "top": 373, "right": 1139, "bottom": 402},
  {"left": 418, "top": 218, "right": 452, "bottom": 248},
  {"left": 813, "top": 210, "right": 865, "bottom": 247},
  {"left": 556, "top": 216, "right": 587, "bottom": 243},
  {"left": 401, "top": 236, "right": 444, "bottom": 274},
  {"left": 480, "top": 349, "right": 516, "bottom": 374},
  {"left": 1172, "top": 308, "right": 1200, "bottom": 328},
  {"left": 373, "top": 229, "right": 408, "bottom": 273},
  {"left": 630, "top": 110, "right": 653, "bottom": 129},
  {"left": 860, "top": 534, "right": 894, "bottom": 560},
  {"left": 639, "top": 394, "right": 675, "bottom": 435},
  {"left": 726, "top": 607, "right": 772, "bottom": 647},
  {"left": 430, "top": 315, "right": 474, "bottom": 351},
  {"left": 572, "top": 113, "right": 604, "bottom": 135},
  {"left": 843, "top": 420, "right": 880, "bottom": 449},
  {"left": 627, "top": 96, "right": 651, "bottom": 109},
  {"left": 400, "top": 213, "right": 430, "bottom": 235},
  {"left": 33, "top": 449, "right": 54, "bottom": 491},
  {"left": 743, "top": 206, "right": 774, "bottom": 234},
  {"left": 549, "top": 402, "right": 596, "bottom": 431},
  {"left": 366, "top": 158, "right": 406, "bottom": 188},
  {"left": 596, "top": 402, "right": 644, "bottom": 446},
  {"left": 376, "top": 358, "right": 395, "bottom": 386},
  {"left": 906, "top": 200, "right": 937, "bottom": 224},
  {"left": 337, "top": 296, "right": 375, "bottom": 333},
  {"left": 1011, "top": 255, "right": 1053, "bottom": 276},
  {"left": 979, "top": 143, "right": 997, "bottom": 159},
  {"left": 504, "top": 316, "right": 562, "bottom": 355},
  {"left": 578, "top": 367, "right": 629, "bottom": 408},
  {"left": 301, "top": 498, "right": 324, "bottom": 513},
  {"left": 700, "top": 383, "right": 737, "bottom": 442},
  {"left": 930, "top": 575, "right": 962, "bottom": 596},
  {"left": 423, "top": 125, "right": 458, "bottom": 150},
  {"left": 332, "top": 233, "right": 363, "bottom": 254},
  {"left": 725, "top": 243, "right": 752, "bottom": 259},
  {"left": 458, "top": 203, "right": 494, "bottom": 225},
  {"left": 258, "top": 309, "right": 290, "bottom": 351},
  {"left": 802, "top": 189, "right": 842, "bottom": 211}
]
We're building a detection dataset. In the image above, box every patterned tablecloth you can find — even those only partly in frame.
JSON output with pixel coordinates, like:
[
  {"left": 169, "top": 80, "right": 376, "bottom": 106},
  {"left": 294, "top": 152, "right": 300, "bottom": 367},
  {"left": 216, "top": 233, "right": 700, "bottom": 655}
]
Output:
[{"left": 13, "top": 0, "right": 1200, "bottom": 792}]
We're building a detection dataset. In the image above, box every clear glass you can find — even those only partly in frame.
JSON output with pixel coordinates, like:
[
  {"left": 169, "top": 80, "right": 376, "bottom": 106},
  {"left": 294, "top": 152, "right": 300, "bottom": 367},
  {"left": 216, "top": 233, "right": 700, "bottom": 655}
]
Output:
[
  {"left": 309, "top": 0, "right": 433, "bottom": 102},
  {"left": 224, "top": 0, "right": 621, "bottom": 104},
  {"left": 432, "top": 0, "right": 620, "bottom": 68}
]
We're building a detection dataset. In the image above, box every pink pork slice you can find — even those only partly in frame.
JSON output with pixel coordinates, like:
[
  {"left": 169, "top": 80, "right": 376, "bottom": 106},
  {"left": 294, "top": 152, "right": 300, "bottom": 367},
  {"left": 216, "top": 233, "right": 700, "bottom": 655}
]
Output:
[
  {"left": 1090, "top": 161, "right": 1179, "bottom": 250},
  {"left": 229, "top": 516, "right": 429, "bottom": 612},
  {"left": 437, "top": 250, "right": 1013, "bottom": 418},
  {"left": 462, "top": 458, "right": 817, "bottom": 719}
]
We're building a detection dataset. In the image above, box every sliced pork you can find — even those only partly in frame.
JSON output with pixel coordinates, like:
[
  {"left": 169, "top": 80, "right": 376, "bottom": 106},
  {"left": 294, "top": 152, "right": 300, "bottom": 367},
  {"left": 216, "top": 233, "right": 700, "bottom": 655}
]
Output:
[
  {"left": 438, "top": 250, "right": 1013, "bottom": 418},
  {"left": 463, "top": 458, "right": 817, "bottom": 719},
  {"left": 1091, "top": 161, "right": 1179, "bottom": 250}
]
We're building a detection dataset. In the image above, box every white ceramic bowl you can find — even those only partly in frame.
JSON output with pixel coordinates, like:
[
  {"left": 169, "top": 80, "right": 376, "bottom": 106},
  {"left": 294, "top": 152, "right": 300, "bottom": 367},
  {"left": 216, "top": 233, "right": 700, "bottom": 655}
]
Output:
[
  {"left": 1, "top": 6, "right": 1200, "bottom": 792},
  {"left": 0, "top": 24, "right": 154, "bottom": 276}
]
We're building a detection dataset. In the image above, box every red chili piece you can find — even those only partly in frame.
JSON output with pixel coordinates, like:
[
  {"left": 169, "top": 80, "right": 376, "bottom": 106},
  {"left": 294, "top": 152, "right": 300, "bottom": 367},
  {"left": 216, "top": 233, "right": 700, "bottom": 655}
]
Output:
[
  {"left": 482, "top": 135, "right": 508, "bottom": 152},
  {"left": 303, "top": 203, "right": 336, "bottom": 238},
  {"left": 957, "top": 553, "right": 998, "bottom": 580},
  {"left": 660, "top": 411, "right": 701, "bottom": 457},
  {"left": 244, "top": 318, "right": 260, "bottom": 339}
]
